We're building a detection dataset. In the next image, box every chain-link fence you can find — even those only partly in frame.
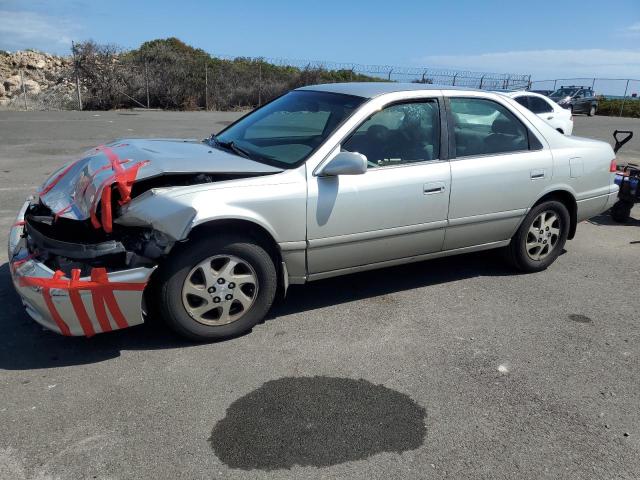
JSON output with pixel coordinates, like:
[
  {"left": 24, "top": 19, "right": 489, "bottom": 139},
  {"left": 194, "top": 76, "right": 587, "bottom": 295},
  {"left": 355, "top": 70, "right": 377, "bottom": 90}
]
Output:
[
  {"left": 1, "top": 44, "right": 531, "bottom": 112},
  {"left": 4, "top": 44, "right": 638, "bottom": 117},
  {"left": 68, "top": 54, "right": 532, "bottom": 111}
]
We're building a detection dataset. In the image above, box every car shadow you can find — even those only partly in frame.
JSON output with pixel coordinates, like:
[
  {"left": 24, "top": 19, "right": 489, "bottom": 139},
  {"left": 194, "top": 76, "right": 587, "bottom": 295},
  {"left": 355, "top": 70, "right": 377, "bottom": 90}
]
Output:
[
  {"left": 272, "top": 249, "right": 513, "bottom": 318},
  {"left": 0, "top": 249, "right": 513, "bottom": 371},
  {"left": 588, "top": 211, "right": 640, "bottom": 227}
]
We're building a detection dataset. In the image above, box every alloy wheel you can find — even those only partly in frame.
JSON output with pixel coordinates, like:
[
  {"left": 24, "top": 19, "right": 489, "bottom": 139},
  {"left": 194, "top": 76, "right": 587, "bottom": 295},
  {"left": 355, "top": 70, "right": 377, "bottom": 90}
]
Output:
[
  {"left": 181, "top": 254, "right": 259, "bottom": 326},
  {"left": 525, "top": 210, "right": 561, "bottom": 261}
]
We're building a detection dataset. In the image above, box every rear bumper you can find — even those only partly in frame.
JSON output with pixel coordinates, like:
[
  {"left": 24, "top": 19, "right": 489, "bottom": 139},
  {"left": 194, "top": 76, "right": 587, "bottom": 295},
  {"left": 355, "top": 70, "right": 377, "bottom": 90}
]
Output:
[
  {"left": 9, "top": 199, "right": 154, "bottom": 337},
  {"left": 575, "top": 186, "right": 619, "bottom": 222}
]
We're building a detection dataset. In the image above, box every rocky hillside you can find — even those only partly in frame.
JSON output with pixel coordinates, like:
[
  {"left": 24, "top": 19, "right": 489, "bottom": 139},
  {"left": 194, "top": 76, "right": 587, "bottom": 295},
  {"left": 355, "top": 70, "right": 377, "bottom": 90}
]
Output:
[{"left": 0, "top": 50, "right": 77, "bottom": 109}]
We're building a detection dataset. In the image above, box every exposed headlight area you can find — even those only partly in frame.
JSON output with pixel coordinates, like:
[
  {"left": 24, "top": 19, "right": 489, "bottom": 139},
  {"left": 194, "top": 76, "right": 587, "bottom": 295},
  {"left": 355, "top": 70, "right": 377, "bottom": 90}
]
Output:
[{"left": 23, "top": 199, "right": 174, "bottom": 277}]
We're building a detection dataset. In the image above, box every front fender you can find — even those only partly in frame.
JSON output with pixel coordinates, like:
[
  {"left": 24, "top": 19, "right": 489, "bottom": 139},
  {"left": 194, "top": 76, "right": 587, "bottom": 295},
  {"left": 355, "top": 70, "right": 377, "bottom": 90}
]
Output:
[{"left": 115, "top": 190, "right": 197, "bottom": 241}]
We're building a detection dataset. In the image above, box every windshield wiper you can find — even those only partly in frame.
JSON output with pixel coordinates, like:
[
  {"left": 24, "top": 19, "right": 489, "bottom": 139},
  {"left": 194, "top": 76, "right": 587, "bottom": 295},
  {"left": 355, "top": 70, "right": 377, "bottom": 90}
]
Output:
[{"left": 210, "top": 135, "right": 252, "bottom": 159}]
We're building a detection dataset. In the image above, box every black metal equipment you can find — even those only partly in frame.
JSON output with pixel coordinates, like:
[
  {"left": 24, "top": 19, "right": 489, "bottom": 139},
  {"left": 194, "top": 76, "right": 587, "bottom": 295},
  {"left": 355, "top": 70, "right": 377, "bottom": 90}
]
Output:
[{"left": 611, "top": 130, "right": 637, "bottom": 223}]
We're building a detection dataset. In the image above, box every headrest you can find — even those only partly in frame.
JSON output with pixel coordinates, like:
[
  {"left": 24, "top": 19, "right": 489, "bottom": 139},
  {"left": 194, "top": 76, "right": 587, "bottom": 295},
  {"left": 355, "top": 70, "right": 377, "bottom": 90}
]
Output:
[
  {"left": 366, "top": 124, "right": 389, "bottom": 140},
  {"left": 491, "top": 117, "right": 520, "bottom": 136}
]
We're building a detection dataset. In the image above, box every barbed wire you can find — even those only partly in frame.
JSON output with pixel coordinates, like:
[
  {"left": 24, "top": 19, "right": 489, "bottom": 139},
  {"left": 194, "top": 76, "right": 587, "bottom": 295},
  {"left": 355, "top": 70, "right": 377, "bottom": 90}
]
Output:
[{"left": 211, "top": 53, "right": 531, "bottom": 88}]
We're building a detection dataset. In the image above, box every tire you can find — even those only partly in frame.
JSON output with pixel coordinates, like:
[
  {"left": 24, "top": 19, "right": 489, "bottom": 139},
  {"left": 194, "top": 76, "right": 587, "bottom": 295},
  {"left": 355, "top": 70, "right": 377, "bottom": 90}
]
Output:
[
  {"left": 156, "top": 234, "right": 277, "bottom": 341},
  {"left": 588, "top": 104, "right": 596, "bottom": 117},
  {"left": 611, "top": 200, "right": 632, "bottom": 223},
  {"left": 507, "top": 200, "right": 570, "bottom": 273}
]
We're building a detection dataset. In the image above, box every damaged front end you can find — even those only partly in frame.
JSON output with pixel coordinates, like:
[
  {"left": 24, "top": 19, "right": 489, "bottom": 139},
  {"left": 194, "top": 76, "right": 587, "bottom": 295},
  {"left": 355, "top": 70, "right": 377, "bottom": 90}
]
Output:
[
  {"left": 8, "top": 139, "right": 282, "bottom": 336},
  {"left": 8, "top": 191, "right": 174, "bottom": 336}
]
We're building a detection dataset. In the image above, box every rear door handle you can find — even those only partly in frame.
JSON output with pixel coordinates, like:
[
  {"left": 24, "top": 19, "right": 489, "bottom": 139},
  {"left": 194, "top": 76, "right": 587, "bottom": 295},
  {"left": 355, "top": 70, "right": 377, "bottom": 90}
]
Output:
[
  {"left": 530, "top": 169, "right": 546, "bottom": 180},
  {"left": 423, "top": 182, "right": 446, "bottom": 194},
  {"left": 547, "top": 116, "right": 554, "bottom": 120}
]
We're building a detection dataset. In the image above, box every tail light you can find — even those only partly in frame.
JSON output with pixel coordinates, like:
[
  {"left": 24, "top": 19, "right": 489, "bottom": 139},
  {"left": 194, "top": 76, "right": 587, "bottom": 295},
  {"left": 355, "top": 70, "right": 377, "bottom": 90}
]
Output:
[{"left": 610, "top": 159, "right": 617, "bottom": 172}]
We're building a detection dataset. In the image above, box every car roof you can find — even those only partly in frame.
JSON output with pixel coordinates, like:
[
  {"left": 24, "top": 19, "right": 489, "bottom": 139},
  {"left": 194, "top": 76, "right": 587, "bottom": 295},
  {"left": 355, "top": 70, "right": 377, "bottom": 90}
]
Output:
[
  {"left": 296, "top": 82, "right": 474, "bottom": 98},
  {"left": 499, "top": 90, "right": 551, "bottom": 100}
]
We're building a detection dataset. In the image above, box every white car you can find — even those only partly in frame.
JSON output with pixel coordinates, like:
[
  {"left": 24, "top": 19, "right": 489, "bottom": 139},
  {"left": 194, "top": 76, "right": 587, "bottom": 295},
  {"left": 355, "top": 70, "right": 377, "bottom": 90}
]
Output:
[{"left": 504, "top": 91, "right": 573, "bottom": 135}]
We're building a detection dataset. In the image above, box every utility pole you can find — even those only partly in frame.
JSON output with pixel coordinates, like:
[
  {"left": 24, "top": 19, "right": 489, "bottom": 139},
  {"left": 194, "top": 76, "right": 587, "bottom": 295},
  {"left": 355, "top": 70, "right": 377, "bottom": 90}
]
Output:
[{"left": 71, "top": 40, "right": 82, "bottom": 111}]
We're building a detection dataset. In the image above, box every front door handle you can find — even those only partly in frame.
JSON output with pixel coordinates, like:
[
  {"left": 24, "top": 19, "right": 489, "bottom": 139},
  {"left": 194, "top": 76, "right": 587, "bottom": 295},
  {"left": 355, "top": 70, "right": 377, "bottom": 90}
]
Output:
[
  {"left": 547, "top": 116, "right": 554, "bottom": 120},
  {"left": 423, "top": 182, "right": 446, "bottom": 194}
]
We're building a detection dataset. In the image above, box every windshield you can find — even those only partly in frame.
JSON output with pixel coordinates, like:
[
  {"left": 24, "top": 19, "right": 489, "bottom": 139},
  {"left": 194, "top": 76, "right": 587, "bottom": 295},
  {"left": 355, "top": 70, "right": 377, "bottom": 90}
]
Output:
[
  {"left": 549, "top": 88, "right": 579, "bottom": 99},
  {"left": 213, "top": 90, "right": 366, "bottom": 168}
]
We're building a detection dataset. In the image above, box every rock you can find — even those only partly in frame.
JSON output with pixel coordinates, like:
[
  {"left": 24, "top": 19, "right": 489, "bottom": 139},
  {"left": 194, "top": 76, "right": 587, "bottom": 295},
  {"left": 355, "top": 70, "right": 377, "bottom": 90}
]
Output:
[
  {"left": 4, "top": 75, "right": 20, "bottom": 92},
  {"left": 23, "top": 79, "right": 40, "bottom": 94},
  {"left": 0, "top": 50, "right": 79, "bottom": 109}
]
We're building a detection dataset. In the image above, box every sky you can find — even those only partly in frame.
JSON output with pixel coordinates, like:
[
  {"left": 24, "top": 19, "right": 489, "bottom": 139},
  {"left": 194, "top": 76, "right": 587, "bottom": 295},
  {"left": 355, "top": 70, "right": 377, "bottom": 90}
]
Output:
[{"left": 1, "top": 0, "right": 639, "bottom": 83}]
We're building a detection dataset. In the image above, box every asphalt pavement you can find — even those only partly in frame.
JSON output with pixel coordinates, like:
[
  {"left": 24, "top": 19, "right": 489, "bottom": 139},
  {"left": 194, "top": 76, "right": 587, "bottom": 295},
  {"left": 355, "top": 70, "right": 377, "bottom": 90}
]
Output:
[{"left": 1, "top": 110, "right": 639, "bottom": 480}]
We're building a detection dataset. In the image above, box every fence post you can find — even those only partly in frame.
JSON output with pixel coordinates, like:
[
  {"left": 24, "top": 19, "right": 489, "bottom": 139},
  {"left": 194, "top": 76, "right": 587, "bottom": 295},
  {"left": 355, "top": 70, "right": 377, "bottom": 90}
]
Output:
[
  {"left": 19, "top": 69, "right": 27, "bottom": 111},
  {"left": 258, "top": 62, "right": 262, "bottom": 106},
  {"left": 204, "top": 63, "right": 209, "bottom": 111},
  {"left": 619, "top": 79, "right": 630, "bottom": 117},
  {"left": 527, "top": 75, "right": 532, "bottom": 90},
  {"left": 553, "top": 79, "right": 557, "bottom": 91},
  {"left": 452, "top": 73, "right": 457, "bottom": 86},
  {"left": 144, "top": 60, "right": 150, "bottom": 109},
  {"left": 479, "top": 75, "right": 485, "bottom": 89},
  {"left": 71, "top": 41, "right": 82, "bottom": 111},
  {"left": 422, "top": 70, "right": 428, "bottom": 83},
  {"left": 591, "top": 78, "right": 595, "bottom": 89},
  {"left": 388, "top": 69, "right": 393, "bottom": 81}
]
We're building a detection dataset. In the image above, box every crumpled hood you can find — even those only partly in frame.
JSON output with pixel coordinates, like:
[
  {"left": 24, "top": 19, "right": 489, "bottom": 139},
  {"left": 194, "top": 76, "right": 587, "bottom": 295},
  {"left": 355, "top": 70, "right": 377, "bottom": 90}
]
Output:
[{"left": 38, "top": 138, "right": 282, "bottom": 223}]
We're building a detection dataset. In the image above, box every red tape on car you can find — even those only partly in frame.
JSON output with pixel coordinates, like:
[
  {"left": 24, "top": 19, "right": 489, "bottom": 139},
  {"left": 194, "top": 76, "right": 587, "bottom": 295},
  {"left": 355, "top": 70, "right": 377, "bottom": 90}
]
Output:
[
  {"left": 38, "top": 160, "right": 82, "bottom": 196},
  {"left": 88, "top": 145, "right": 148, "bottom": 233},
  {"left": 19, "top": 267, "right": 146, "bottom": 337},
  {"left": 40, "top": 143, "right": 147, "bottom": 234}
]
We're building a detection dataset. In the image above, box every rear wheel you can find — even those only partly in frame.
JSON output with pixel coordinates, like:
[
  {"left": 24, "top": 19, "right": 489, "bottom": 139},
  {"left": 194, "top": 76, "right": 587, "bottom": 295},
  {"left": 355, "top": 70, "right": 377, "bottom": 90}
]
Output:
[
  {"left": 508, "top": 200, "right": 570, "bottom": 272},
  {"left": 157, "top": 235, "right": 277, "bottom": 341}
]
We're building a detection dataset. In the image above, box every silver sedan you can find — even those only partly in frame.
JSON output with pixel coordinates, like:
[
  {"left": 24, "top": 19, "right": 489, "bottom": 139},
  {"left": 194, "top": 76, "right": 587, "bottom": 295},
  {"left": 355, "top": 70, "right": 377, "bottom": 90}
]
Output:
[{"left": 9, "top": 83, "right": 619, "bottom": 340}]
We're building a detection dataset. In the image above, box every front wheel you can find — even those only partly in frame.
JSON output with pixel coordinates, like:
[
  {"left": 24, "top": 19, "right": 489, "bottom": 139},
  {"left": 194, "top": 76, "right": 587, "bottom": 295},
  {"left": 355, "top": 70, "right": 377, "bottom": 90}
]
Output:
[
  {"left": 156, "top": 235, "right": 277, "bottom": 341},
  {"left": 588, "top": 105, "right": 596, "bottom": 116},
  {"left": 507, "top": 200, "right": 570, "bottom": 273}
]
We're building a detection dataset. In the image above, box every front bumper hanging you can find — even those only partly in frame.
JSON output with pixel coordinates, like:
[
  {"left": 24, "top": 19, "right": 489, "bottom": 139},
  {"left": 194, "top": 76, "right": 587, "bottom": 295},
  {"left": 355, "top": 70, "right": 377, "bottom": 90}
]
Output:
[{"left": 9, "top": 199, "right": 155, "bottom": 337}]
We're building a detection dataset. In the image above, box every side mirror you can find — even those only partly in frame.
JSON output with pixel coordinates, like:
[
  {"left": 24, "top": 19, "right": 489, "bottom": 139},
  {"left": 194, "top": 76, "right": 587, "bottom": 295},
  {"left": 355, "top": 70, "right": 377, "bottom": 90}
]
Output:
[{"left": 317, "top": 151, "right": 367, "bottom": 176}]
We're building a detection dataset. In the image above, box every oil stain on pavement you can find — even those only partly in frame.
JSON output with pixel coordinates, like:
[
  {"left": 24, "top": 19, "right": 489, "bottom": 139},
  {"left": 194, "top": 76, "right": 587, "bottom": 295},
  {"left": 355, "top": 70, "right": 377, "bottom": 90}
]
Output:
[
  {"left": 209, "top": 376, "right": 426, "bottom": 470},
  {"left": 568, "top": 314, "right": 592, "bottom": 323}
]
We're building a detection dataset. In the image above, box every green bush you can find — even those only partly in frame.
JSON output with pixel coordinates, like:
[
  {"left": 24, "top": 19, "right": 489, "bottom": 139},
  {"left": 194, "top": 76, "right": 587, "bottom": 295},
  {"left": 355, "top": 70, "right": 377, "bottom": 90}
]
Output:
[
  {"left": 596, "top": 98, "right": 640, "bottom": 118},
  {"left": 72, "top": 38, "right": 381, "bottom": 111}
]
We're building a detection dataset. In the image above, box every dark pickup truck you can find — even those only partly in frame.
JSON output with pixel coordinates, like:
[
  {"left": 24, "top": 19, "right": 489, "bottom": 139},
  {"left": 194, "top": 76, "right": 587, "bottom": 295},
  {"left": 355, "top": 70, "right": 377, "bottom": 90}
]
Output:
[{"left": 549, "top": 86, "right": 598, "bottom": 115}]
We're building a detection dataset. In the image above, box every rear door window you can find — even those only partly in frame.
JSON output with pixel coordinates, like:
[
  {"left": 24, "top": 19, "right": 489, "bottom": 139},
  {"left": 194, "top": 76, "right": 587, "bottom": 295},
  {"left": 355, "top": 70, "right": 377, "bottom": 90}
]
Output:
[
  {"left": 450, "top": 97, "right": 531, "bottom": 157},
  {"left": 528, "top": 96, "right": 554, "bottom": 114},
  {"left": 514, "top": 96, "right": 530, "bottom": 109}
]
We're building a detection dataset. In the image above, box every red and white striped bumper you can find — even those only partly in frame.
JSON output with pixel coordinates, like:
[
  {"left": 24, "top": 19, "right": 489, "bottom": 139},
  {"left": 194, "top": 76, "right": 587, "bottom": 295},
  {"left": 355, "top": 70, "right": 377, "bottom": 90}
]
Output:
[{"left": 9, "top": 199, "right": 154, "bottom": 337}]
